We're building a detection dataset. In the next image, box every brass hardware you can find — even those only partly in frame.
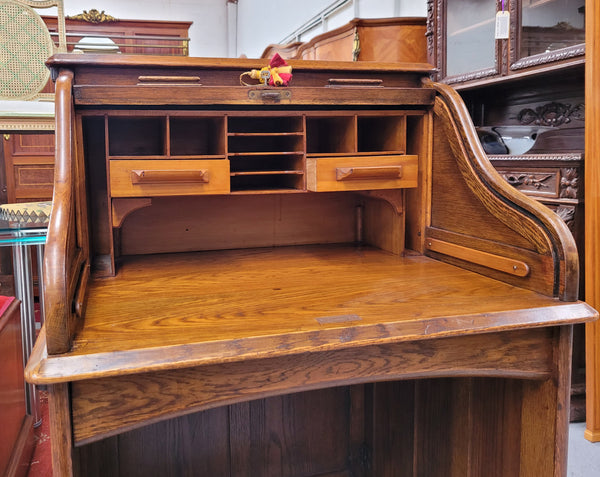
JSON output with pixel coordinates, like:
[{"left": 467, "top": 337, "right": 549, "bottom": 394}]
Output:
[
  {"left": 67, "top": 9, "right": 118, "bottom": 23},
  {"left": 352, "top": 28, "right": 361, "bottom": 61},
  {"left": 248, "top": 89, "right": 291, "bottom": 102},
  {"left": 3, "top": 134, "right": 10, "bottom": 141},
  {"left": 260, "top": 69, "right": 271, "bottom": 85}
]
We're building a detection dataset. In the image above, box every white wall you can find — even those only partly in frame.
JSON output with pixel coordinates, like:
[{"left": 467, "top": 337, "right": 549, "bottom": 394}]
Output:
[
  {"left": 53, "top": 0, "right": 427, "bottom": 59},
  {"left": 62, "top": 0, "right": 228, "bottom": 57},
  {"left": 236, "top": 0, "right": 346, "bottom": 58},
  {"left": 237, "top": 0, "right": 428, "bottom": 59}
]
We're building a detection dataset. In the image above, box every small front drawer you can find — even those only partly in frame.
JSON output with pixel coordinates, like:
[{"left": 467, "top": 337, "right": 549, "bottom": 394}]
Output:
[
  {"left": 306, "top": 155, "right": 418, "bottom": 192},
  {"left": 110, "top": 160, "right": 230, "bottom": 197}
]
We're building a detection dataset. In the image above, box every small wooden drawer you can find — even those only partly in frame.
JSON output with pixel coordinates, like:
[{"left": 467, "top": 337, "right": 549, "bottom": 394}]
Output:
[
  {"left": 306, "top": 155, "right": 418, "bottom": 192},
  {"left": 110, "top": 160, "right": 230, "bottom": 197}
]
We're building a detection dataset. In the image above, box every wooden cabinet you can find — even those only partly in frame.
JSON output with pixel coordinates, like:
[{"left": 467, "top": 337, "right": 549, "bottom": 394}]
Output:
[
  {"left": 0, "top": 297, "right": 33, "bottom": 477},
  {"left": 2, "top": 133, "right": 55, "bottom": 203},
  {"left": 23, "top": 54, "right": 596, "bottom": 476},
  {"left": 262, "top": 17, "right": 427, "bottom": 63},
  {"left": 43, "top": 14, "right": 191, "bottom": 56},
  {"left": 489, "top": 154, "right": 583, "bottom": 242},
  {"left": 426, "top": 0, "right": 585, "bottom": 163}
]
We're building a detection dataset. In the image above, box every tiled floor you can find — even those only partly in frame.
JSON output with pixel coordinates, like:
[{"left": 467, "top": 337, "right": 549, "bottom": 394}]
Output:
[{"left": 568, "top": 422, "right": 600, "bottom": 476}]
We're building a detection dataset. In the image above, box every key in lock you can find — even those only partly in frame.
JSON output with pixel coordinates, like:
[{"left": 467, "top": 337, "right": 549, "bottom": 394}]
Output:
[{"left": 260, "top": 69, "right": 271, "bottom": 85}]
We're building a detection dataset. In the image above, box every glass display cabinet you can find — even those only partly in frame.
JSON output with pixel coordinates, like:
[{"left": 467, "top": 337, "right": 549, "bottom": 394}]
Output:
[{"left": 428, "top": 0, "right": 585, "bottom": 85}]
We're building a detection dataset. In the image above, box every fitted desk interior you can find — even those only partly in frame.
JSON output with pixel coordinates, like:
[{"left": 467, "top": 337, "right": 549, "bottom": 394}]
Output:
[{"left": 25, "top": 54, "right": 597, "bottom": 476}]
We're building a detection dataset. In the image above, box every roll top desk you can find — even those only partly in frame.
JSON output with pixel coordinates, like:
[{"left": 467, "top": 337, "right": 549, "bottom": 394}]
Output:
[{"left": 25, "top": 54, "right": 596, "bottom": 476}]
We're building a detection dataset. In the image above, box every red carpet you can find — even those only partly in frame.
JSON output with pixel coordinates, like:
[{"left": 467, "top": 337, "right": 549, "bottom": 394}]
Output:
[{"left": 26, "top": 389, "right": 52, "bottom": 477}]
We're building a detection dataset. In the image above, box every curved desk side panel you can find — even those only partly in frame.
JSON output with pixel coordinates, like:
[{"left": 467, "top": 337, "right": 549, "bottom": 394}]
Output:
[
  {"left": 425, "top": 80, "right": 579, "bottom": 301},
  {"left": 44, "top": 69, "right": 90, "bottom": 355}
]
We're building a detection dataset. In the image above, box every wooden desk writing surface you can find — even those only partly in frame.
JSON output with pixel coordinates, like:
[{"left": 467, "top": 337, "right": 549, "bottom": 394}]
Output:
[
  {"left": 28, "top": 245, "right": 591, "bottom": 383},
  {"left": 25, "top": 54, "right": 597, "bottom": 477}
]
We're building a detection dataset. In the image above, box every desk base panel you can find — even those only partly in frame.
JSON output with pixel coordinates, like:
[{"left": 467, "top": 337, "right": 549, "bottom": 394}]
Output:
[
  {"left": 45, "top": 324, "right": 573, "bottom": 477},
  {"left": 71, "top": 376, "right": 561, "bottom": 477}
]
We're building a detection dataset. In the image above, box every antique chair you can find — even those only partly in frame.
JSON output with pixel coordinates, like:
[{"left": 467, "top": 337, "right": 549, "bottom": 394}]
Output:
[{"left": 0, "top": 0, "right": 66, "bottom": 102}]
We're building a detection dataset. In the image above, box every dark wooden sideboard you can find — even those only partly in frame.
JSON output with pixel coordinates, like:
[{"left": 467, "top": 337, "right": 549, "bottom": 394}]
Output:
[{"left": 24, "top": 54, "right": 597, "bottom": 476}]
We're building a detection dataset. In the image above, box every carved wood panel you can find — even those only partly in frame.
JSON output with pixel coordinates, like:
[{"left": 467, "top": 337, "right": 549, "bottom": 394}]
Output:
[
  {"left": 490, "top": 157, "right": 583, "bottom": 258},
  {"left": 496, "top": 167, "right": 580, "bottom": 200}
]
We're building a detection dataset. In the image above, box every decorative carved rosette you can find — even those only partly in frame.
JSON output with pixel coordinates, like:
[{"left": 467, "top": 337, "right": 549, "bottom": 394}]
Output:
[{"left": 560, "top": 168, "right": 579, "bottom": 199}]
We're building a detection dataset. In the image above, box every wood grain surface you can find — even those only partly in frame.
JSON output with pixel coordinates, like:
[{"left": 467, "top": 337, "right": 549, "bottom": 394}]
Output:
[
  {"left": 69, "top": 327, "right": 556, "bottom": 445},
  {"left": 585, "top": 0, "right": 600, "bottom": 442},
  {"left": 26, "top": 245, "right": 595, "bottom": 385},
  {"left": 426, "top": 81, "right": 580, "bottom": 301}
]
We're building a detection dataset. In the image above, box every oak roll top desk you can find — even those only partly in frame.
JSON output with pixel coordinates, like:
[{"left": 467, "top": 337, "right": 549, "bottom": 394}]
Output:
[{"left": 25, "top": 54, "right": 597, "bottom": 477}]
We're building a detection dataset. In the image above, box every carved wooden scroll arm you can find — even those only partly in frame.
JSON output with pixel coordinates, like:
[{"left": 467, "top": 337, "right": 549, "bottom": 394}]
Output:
[{"left": 44, "top": 69, "right": 90, "bottom": 355}]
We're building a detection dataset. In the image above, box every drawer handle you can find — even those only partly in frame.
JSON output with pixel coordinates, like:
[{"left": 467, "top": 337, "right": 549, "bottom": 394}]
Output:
[
  {"left": 130, "top": 169, "right": 210, "bottom": 184},
  {"left": 336, "top": 166, "right": 403, "bottom": 181},
  {"left": 138, "top": 76, "right": 202, "bottom": 84},
  {"left": 327, "top": 78, "right": 383, "bottom": 87}
]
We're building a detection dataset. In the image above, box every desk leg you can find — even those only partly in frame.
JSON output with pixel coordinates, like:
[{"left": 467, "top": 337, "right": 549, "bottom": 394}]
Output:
[
  {"left": 36, "top": 243, "right": 45, "bottom": 327},
  {"left": 49, "top": 383, "right": 75, "bottom": 477},
  {"left": 13, "top": 242, "right": 41, "bottom": 427}
]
